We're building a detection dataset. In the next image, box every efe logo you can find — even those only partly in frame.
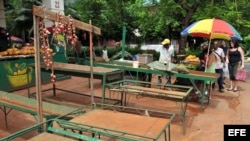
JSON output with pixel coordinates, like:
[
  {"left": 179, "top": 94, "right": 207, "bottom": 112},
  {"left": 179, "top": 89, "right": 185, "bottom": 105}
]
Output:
[{"left": 224, "top": 125, "right": 250, "bottom": 141}]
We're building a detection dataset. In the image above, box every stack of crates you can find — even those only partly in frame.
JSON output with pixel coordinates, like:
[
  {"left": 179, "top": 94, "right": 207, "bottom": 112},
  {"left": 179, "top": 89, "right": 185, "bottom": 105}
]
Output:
[{"left": 138, "top": 54, "right": 153, "bottom": 64}]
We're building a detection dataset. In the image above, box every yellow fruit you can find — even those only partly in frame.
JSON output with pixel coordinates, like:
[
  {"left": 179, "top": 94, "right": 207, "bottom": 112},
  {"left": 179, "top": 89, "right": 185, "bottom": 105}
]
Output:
[{"left": 30, "top": 50, "right": 35, "bottom": 54}]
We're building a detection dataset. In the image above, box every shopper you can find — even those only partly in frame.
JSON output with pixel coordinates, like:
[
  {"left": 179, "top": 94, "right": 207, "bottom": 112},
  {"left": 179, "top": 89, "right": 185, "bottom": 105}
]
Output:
[
  {"left": 102, "top": 45, "right": 109, "bottom": 62},
  {"left": 205, "top": 49, "right": 217, "bottom": 94},
  {"left": 226, "top": 40, "right": 245, "bottom": 92},
  {"left": 220, "top": 40, "right": 230, "bottom": 83},
  {"left": 212, "top": 40, "right": 225, "bottom": 93},
  {"left": 198, "top": 42, "right": 209, "bottom": 71},
  {"left": 195, "top": 42, "right": 209, "bottom": 94}
]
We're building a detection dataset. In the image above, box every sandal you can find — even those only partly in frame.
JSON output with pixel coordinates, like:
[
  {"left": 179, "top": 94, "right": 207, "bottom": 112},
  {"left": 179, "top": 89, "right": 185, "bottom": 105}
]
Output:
[
  {"left": 227, "top": 88, "right": 233, "bottom": 91},
  {"left": 233, "top": 88, "right": 238, "bottom": 92}
]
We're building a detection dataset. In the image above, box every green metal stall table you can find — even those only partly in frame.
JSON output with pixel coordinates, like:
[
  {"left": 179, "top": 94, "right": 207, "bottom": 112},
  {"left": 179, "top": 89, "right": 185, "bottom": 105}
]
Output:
[
  {"left": 106, "top": 79, "right": 193, "bottom": 135},
  {"left": 87, "top": 60, "right": 151, "bottom": 81},
  {"left": 52, "top": 104, "right": 175, "bottom": 141},
  {"left": 28, "top": 62, "right": 124, "bottom": 104},
  {"left": 1, "top": 104, "right": 174, "bottom": 141},
  {"left": 0, "top": 90, "right": 80, "bottom": 129},
  {"left": 91, "top": 61, "right": 218, "bottom": 111},
  {"left": 0, "top": 55, "right": 51, "bottom": 92},
  {"left": 2, "top": 103, "right": 175, "bottom": 141}
]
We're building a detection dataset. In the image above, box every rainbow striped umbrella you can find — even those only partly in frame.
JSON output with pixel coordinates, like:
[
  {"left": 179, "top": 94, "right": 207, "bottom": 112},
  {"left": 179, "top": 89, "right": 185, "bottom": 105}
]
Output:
[{"left": 181, "top": 18, "right": 242, "bottom": 40}]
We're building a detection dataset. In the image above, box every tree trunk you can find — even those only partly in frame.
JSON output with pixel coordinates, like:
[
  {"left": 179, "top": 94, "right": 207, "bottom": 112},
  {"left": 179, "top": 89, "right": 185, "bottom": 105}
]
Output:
[{"left": 179, "top": 2, "right": 199, "bottom": 54}]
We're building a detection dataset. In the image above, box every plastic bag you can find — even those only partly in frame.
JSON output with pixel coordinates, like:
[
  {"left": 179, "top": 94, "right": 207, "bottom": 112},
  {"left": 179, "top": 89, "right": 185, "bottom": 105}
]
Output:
[
  {"left": 236, "top": 69, "right": 248, "bottom": 81},
  {"left": 223, "top": 63, "right": 229, "bottom": 78},
  {"left": 147, "top": 61, "right": 189, "bottom": 73},
  {"left": 147, "top": 61, "right": 173, "bottom": 72}
]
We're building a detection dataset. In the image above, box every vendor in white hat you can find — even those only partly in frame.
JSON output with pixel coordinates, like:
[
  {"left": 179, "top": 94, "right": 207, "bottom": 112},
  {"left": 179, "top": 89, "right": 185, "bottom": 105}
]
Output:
[{"left": 155, "top": 38, "right": 174, "bottom": 85}]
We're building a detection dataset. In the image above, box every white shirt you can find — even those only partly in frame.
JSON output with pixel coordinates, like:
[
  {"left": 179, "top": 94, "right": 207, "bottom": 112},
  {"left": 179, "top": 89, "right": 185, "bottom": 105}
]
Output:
[
  {"left": 156, "top": 45, "right": 174, "bottom": 63},
  {"left": 102, "top": 49, "right": 108, "bottom": 59},
  {"left": 213, "top": 47, "right": 225, "bottom": 69}
]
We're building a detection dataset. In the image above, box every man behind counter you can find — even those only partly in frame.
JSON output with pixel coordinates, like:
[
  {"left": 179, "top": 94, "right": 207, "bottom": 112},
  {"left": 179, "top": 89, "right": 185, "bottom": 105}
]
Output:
[{"left": 155, "top": 38, "right": 174, "bottom": 85}]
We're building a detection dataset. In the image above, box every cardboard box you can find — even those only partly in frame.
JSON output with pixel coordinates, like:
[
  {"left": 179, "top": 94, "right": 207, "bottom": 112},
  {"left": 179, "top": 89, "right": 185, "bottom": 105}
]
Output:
[{"left": 138, "top": 54, "right": 153, "bottom": 64}]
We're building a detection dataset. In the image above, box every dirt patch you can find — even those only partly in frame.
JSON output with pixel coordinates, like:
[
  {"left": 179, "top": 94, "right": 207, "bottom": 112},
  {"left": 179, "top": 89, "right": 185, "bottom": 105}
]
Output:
[{"left": 213, "top": 94, "right": 240, "bottom": 111}]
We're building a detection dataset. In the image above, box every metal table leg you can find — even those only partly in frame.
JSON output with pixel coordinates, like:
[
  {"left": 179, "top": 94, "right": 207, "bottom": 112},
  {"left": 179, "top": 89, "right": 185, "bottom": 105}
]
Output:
[{"left": 0, "top": 106, "right": 13, "bottom": 129}]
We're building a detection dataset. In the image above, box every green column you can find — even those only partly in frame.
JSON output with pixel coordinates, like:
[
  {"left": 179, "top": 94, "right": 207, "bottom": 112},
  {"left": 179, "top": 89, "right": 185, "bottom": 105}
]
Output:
[{"left": 121, "top": 26, "right": 126, "bottom": 60}]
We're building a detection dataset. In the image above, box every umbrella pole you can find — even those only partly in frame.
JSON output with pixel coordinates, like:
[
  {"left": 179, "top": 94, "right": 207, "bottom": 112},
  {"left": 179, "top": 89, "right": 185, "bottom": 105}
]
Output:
[{"left": 204, "top": 39, "right": 212, "bottom": 72}]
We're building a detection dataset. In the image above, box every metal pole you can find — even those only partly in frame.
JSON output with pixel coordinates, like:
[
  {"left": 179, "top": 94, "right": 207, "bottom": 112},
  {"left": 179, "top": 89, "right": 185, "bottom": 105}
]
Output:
[
  {"left": 89, "top": 20, "right": 95, "bottom": 105},
  {"left": 33, "top": 14, "right": 43, "bottom": 125},
  {"left": 121, "top": 26, "right": 126, "bottom": 60}
]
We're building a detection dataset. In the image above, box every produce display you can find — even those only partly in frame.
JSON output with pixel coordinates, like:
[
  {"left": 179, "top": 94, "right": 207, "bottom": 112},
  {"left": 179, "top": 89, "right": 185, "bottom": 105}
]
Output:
[
  {"left": 0, "top": 46, "right": 35, "bottom": 57},
  {"left": 174, "top": 54, "right": 200, "bottom": 70},
  {"left": 184, "top": 55, "right": 199, "bottom": 62},
  {"left": 176, "top": 63, "right": 198, "bottom": 70},
  {"left": 183, "top": 54, "right": 200, "bottom": 65}
]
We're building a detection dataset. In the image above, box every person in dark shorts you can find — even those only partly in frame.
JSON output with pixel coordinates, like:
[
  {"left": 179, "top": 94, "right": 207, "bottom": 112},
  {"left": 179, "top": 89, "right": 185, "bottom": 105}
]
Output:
[{"left": 226, "top": 40, "right": 245, "bottom": 92}]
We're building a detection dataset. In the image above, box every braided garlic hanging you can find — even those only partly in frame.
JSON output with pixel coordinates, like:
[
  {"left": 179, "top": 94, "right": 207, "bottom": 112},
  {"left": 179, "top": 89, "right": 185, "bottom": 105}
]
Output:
[{"left": 39, "top": 17, "right": 56, "bottom": 83}]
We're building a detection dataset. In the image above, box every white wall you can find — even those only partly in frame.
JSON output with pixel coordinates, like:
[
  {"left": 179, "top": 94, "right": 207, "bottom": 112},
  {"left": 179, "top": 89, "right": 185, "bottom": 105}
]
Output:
[
  {"left": 0, "top": 0, "right": 6, "bottom": 28},
  {"left": 141, "top": 40, "right": 180, "bottom": 53},
  {"left": 42, "top": 0, "right": 64, "bottom": 27}
]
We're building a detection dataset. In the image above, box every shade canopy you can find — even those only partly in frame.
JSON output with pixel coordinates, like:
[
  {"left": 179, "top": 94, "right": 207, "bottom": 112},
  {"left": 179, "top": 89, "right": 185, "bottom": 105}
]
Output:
[{"left": 181, "top": 18, "right": 242, "bottom": 40}]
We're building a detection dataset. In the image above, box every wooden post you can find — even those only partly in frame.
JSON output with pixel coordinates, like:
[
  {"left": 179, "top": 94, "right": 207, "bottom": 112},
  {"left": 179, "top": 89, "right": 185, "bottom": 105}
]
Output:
[
  {"left": 32, "top": 5, "right": 101, "bottom": 121},
  {"left": 33, "top": 13, "right": 43, "bottom": 126},
  {"left": 33, "top": 5, "right": 101, "bottom": 35}
]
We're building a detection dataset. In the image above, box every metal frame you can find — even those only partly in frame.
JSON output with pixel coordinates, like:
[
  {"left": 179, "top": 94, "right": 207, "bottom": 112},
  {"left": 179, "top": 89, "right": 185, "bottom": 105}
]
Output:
[
  {"left": 106, "top": 79, "right": 193, "bottom": 135},
  {"left": 0, "top": 107, "right": 91, "bottom": 141},
  {"left": 0, "top": 90, "right": 82, "bottom": 129},
  {"left": 49, "top": 104, "right": 175, "bottom": 141},
  {"left": 91, "top": 61, "right": 218, "bottom": 111},
  {"left": 1, "top": 104, "right": 175, "bottom": 141},
  {"left": 27, "top": 62, "right": 124, "bottom": 105}
]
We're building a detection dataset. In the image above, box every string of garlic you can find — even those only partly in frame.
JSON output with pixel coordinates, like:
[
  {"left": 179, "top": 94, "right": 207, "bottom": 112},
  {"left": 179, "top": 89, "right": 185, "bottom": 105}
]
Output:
[{"left": 39, "top": 17, "right": 56, "bottom": 83}]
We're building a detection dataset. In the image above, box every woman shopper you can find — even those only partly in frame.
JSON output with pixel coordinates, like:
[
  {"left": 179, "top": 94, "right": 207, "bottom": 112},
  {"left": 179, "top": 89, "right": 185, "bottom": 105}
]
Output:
[
  {"left": 195, "top": 42, "right": 209, "bottom": 94},
  {"left": 196, "top": 47, "right": 217, "bottom": 95},
  {"left": 226, "top": 40, "right": 245, "bottom": 92},
  {"left": 204, "top": 49, "right": 217, "bottom": 94}
]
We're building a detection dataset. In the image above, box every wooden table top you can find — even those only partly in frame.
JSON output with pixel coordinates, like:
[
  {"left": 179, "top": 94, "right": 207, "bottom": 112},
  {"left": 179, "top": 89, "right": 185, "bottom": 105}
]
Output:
[
  {"left": 70, "top": 109, "right": 170, "bottom": 139},
  {"left": 123, "top": 85, "right": 187, "bottom": 97},
  {"left": 28, "top": 133, "right": 75, "bottom": 141},
  {"left": 53, "top": 62, "right": 120, "bottom": 73},
  {"left": 0, "top": 91, "right": 77, "bottom": 116}
]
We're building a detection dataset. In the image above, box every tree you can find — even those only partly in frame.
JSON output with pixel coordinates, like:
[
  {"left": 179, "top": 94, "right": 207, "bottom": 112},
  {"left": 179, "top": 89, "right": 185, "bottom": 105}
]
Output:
[
  {"left": 4, "top": 0, "right": 250, "bottom": 53},
  {"left": 5, "top": 0, "right": 42, "bottom": 42}
]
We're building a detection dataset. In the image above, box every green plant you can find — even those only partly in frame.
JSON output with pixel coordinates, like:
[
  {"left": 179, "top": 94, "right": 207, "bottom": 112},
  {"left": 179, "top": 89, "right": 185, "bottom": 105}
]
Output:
[
  {"left": 243, "top": 35, "right": 250, "bottom": 57},
  {"left": 185, "top": 48, "right": 201, "bottom": 57}
]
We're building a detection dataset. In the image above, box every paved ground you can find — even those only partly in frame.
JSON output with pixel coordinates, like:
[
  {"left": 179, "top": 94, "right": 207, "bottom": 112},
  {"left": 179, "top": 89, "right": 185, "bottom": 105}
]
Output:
[{"left": 0, "top": 70, "right": 249, "bottom": 141}]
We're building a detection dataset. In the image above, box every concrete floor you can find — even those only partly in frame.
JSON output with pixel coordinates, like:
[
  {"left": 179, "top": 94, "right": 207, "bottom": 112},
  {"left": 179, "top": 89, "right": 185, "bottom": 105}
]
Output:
[{"left": 0, "top": 73, "right": 249, "bottom": 141}]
